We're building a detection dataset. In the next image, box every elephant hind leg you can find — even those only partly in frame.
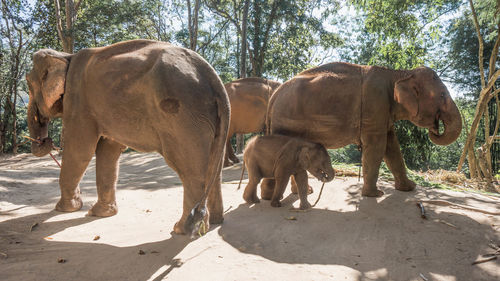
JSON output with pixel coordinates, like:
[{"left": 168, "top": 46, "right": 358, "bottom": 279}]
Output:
[
  {"left": 160, "top": 135, "right": 223, "bottom": 235},
  {"left": 260, "top": 179, "right": 275, "bottom": 200},
  {"left": 290, "top": 175, "right": 314, "bottom": 194},
  {"left": 88, "top": 137, "right": 126, "bottom": 217},
  {"left": 243, "top": 164, "right": 261, "bottom": 204}
]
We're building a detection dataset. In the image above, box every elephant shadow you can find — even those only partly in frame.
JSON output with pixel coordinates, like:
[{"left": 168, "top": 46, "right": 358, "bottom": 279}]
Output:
[
  {"left": 0, "top": 210, "right": 196, "bottom": 281},
  {"left": 219, "top": 183, "right": 499, "bottom": 280}
]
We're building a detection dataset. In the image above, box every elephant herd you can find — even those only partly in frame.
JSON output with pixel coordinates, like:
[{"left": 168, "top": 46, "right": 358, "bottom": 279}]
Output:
[{"left": 26, "top": 39, "right": 461, "bottom": 235}]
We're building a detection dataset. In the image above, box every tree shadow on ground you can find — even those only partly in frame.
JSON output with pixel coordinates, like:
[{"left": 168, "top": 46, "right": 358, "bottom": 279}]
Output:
[
  {"left": 219, "top": 182, "right": 499, "bottom": 280},
  {"left": 0, "top": 210, "right": 197, "bottom": 281}
]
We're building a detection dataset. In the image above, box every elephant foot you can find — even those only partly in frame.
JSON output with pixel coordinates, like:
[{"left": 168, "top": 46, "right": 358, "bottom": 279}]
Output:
[
  {"left": 299, "top": 201, "right": 311, "bottom": 210},
  {"left": 243, "top": 189, "right": 260, "bottom": 204},
  {"left": 55, "top": 197, "right": 83, "bottom": 212},
  {"left": 395, "top": 178, "right": 416, "bottom": 192},
  {"left": 173, "top": 220, "right": 186, "bottom": 235},
  {"left": 270, "top": 200, "right": 281, "bottom": 208},
  {"left": 361, "top": 186, "right": 384, "bottom": 197},
  {"left": 87, "top": 201, "right": 118, "bottom": 217},
  {"left": 174, "top": 216, "right": 211, "bottom": 236}
]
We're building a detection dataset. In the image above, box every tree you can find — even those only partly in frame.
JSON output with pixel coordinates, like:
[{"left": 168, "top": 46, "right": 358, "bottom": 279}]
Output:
[
  {"left": 187, "top": 0, "right": 201, "bottom": 50},
  {"left": 53, "top": 0, "right": 82, "bottom": 53},
  {"left": 457, "top": 0, "right": 499, "bottom": 186},
  {"left": 0, "top": 0, "right": 33, "bottom": 154}
]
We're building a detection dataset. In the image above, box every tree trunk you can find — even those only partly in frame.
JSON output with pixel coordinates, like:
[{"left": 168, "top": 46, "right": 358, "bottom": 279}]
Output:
[
  {"left": 235, "top": 0, "right": 250, "bottom": 154},
  {"left": 457, "top": 1, "right": 500, "bottom": 186}
]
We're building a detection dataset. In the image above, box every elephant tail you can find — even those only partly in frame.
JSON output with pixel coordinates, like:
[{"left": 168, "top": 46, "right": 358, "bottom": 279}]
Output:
[
  {"left": 184, "top": 77, "right": 230, "bottom": 235},
  {"left": 237, "top": 160, "right": 246, "bottom": 190}
]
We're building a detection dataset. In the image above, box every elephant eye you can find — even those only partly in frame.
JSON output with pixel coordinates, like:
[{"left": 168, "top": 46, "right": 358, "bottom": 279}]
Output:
[{"left": 440, "top": 92, "right": 446, "bottom": 98}]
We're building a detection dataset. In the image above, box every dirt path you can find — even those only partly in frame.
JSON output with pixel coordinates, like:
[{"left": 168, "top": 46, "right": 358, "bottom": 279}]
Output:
[{"left": 1, "top": 152, "right": 499, "bottom": 281}]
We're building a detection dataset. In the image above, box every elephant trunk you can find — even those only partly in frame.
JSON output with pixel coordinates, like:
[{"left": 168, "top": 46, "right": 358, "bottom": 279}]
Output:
[
  {"left": 27, "top": 101, "right": 53, "bottom": 157},
  {"left": 428, "top": 98, "right": 462, "bottom": 146}
]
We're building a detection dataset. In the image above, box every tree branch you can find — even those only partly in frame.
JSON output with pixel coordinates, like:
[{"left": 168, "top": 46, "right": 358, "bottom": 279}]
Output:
[{"left": 468, "top": 0, "right": 486, "bottom": 88}]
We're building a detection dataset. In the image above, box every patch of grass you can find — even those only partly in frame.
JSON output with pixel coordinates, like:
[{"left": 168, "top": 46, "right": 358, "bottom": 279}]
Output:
[
  {"left": 332, "top": 162, "right": 360, "bottom": 177},
  {"left": 333, "top": 161, "right": 499, "bottom": 196}
]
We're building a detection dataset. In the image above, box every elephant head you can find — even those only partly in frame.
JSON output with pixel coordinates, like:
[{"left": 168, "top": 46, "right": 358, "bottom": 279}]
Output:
[
  {"left": 394, "top": 67, "right": 462, "bottom": 145},
  {"left": 26, "top": 49, "right": 71, "bottom": 157},
  {"left": 298, "top": 142, "right": 335, "bottom": 182}
]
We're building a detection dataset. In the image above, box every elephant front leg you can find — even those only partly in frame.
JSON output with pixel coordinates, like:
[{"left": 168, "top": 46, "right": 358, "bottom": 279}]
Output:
[
  {"left": 384, "top": 127, "right": 416, "bottom": 192},
  {"left": 294, "top": 170, "right": 311, "bottom": 210},
  {"left": 290, "top": 175, "right": 314, "bottom": 195},
  {"left": 361, "top": 134, "right": 387, "bottom": 197},
  {"left": 56, "top": 128, "right": 99, "bottom": 212},
  {"left": 270, "top": 171, "right": 290, "bottom": 207},
  {"left": 88, "top": 138, "right": 125, "bottom": 217}
]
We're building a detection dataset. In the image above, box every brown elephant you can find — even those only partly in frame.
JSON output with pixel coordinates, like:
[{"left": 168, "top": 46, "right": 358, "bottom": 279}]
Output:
[
  {"left": 266, "top": 62, "right": 461, "bottom": 197},
  {"left": 224, "top": 77, "right": 281, "bottom": 166},
  {"left": 238, "top": 135, "right": 335, "bottom": 209},
  {"left": 26, "top": 40, "right": 230, "bottom": 235}
]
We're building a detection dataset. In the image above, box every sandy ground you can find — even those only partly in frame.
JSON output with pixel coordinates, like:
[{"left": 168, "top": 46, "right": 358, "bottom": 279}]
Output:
[{"left": 0, "top": 152, "right": 499, "bottom": 281}]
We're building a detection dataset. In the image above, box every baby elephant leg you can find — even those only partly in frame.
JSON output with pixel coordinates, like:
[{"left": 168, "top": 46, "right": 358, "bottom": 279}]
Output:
[
  {"left": 243, "top": 177, "right": 261, "bottom": 204},
  {"left": 260, "top": 179, "right": 275, "bottom": 200},
  {"left": 294, "top": 170, "right": 311, "bottom": 209},
  {"left": 270, "top": 172, "right": 290, "bottom": 207},
  {"left": 290, "top": 175, "right": 314, "bottom": 194},
  {"left": 243, "top": 164, "right": 261, "bottom": 204}
]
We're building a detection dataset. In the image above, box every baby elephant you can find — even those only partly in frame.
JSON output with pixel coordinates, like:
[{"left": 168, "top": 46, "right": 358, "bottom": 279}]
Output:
[{"left": 239, "top": 135, "right": 335, "bottom": 209}]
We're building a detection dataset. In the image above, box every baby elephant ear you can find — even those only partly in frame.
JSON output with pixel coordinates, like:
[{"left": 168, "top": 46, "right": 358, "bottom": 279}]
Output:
[
  {"left": 297, "top": 146, "right": 310, "bottom": 169},
  {"left": 394, "top": 74, "right": 418, "bottom": 117}
]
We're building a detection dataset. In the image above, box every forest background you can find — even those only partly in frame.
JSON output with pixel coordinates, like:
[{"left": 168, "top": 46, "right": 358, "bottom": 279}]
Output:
[{"left": 0, "top": 0, "right": 499, "bottom": 187}]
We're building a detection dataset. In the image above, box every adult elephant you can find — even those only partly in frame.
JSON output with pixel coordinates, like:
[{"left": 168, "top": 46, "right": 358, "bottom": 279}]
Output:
[
  {"left": 26, "top": 40, "right": 230, "bottom": 235},
  {"left": 266, "top": 62, "right": 461, "bottom": 197},
  {"left": 224, "top": 77, "right": 281, "bottom": 166}
]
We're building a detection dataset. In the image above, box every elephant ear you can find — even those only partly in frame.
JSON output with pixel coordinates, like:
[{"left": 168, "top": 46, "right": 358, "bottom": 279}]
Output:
[
  {"left": 297, "top": 146, "right": 310, "bottom": 169},
  {"left": 394, "top": 74, "right": 418, "bottom": 117},
  {"left": 35, "top": 51, "right": 70, "bottom": 113}
]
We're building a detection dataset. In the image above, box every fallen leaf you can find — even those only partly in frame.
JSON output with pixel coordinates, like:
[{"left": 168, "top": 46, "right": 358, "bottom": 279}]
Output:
[
  {"left": 93, "top": 235, "right": 100, "bottom": 241},
  {"left": 138, "top": 250, "right": 146, "bottom": 255},
  {"left": 57, "top": 258, "right": 66, "bottom": 263},
  {"left": 285, "top": 216, "right": 297, "bottom": 221}
]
